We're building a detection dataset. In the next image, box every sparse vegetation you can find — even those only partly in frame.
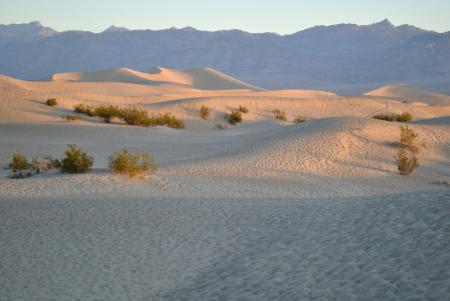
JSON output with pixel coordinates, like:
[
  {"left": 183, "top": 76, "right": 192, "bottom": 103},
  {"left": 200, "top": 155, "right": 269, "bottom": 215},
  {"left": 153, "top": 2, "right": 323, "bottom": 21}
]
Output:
[
  {"left": 395, "top": 126, "right": 419, "bottom": 176},
  {"left": 94, "top": 105, "right": 122, "bottom": 123},
  {"left": 395, "top": 149, "right": 419, "bottom": 176},
  {"left": 46, "top": 98, "right": 57, "bottom": 107},
  {"left": 373, "top": 112, "right": 413, "bottom": 122},
  {"left": 238, "top": 105, "right": 249, "bottom": 113},
  {"left": 8, "top": 153, "right": 32, "bottom": 178},
  {"left": 200, "top": 105, "right": 211, "bottom": 120},
  {"left": 108, "top": 148, "right": 158, "bottom": 178},
  {"left": 120, "top": 107, "right": 150, "bottom": 126},
  {"left": 273, "top": 109, "right": 287, "bottom": 121},
  {"left": 74, "top": 104, "right": 96, "bottom": 117},
  {"left": 293, "top": 116, "right": 307, "bottom": 123},
  {"left": 215, "top": 123, "right": 226, "bottom": 130},
  {"left": 151, "top": 113, "right": 185, "bottom": 129},
  {"left": 225, "top": 110, "right": 243, "bottom": 125},
  {"left": 52, "top": 144, "right": 93, "bottom": 174},
  {"left": 65, "top": 115, "right": 82, "bottom": 121}
]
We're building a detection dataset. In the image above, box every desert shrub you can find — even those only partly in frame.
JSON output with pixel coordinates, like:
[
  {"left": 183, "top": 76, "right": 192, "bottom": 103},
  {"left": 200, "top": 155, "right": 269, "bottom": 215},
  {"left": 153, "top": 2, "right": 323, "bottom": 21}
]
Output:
[
  {"left": 273, "top": 109, "right": 287, "bottom": 121},
  {"left": 53, "top": 144, "right": 93, "bottom": 174},
  {"left": 74, "top": 104, "right": 96, "bottom": 117},
  {"left": 8, "top": 153, "right": 32, "bottom": 178},
  {"left": 120, "top": 107, "right": 150, "bottom": 126},
  {"left": 395, "top": 149, "right": 419, "bottom": 176},
  {"left": 225, "top": 110, "right": 242, "bottom": 125},
  {"left": 46, "top": 98, "right": 57, "bottom": 106},
  {"left": 65, "top": 115, "right": 81, "bottom": 121},
  {"left": 238, "top": 105, "right": 249, "bottom": 113},
  {"left": 151, "top": 113, "right": 185, "bottom": 129},
  {"left": 293, "top": 116, "right": 307, "bottom": 123},
  {"left": 373, "top": 112, "right": 413, "bottom": 122},
  {"left": 399, "top": 125, "right": 418, "bottom": 148},
  {"left": 396, "top": 112, "right": 413, "bottom": 122},
  {"left": 94, "top": 105, "right": 122, "bottom": 123},
  {"left": 200, "top": 105, "right": 211, "bottom": 120},
  {"left": 108, "top": 148, "right": 158, "bottom": 177}
]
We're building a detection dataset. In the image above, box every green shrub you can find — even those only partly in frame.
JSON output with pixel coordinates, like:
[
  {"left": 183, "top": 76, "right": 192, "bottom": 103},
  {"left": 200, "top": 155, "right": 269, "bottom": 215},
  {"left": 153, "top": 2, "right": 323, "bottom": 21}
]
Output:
[
  {"left": 373, "top": 112, "right": 413, "bottom": 122},
  {"left": 54, "top": 144, "right": 93, "bottom": 174},
  {"left": 273, "top": 109, "right": 287, "bottom": 121},
  {"left": 94, "top": 105, "right": 122, "bottom": 123},
  {"left": 225, "top": 110, "right": 242, "bottom": 125},
  {"left": 8, "top": 153, "right": 32, "bottom": 178},
  {"left": 395, "top": 149, "right": 419, "bottom": 176},
  {"left": 65, "top": 115, "right": 82, "bottom": 121},
  {"left": 151, "top": 113, "right": 185, "bottom": 129},
  {"left": 120, "top": 107, "right": 150, "bottom": 126},
  {"left": 74, "top": 104, "right": 96, "bottom": 117},
  {"left": 46, "top": 98, "right": 57, "bottom": 107},
  {"left": 108, "top": 148, "right": 158, "bottom": 177},
  {"left": 200, "top": 105, "right": 211, "bottom": 120},
  {"left": 238, "top": 105, "right": 249, "bottom": 113},
  {"left": 293, "top": 116, "right": 307, "bottom": 123}
]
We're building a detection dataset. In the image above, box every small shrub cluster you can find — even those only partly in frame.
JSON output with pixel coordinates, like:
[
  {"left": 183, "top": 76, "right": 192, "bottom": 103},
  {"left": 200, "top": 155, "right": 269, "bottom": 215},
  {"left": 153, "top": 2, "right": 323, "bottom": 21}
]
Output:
[
  {"left": 108, "top": 148, "right": 157, "bottom": 177},
  {"left": 74, "top": 104, "right": 96, "bottom": 117},
  {"left": 8, "top": 153, "right": 55, "bottom": 178},
  {"left": 200, "top": 105, "right": 211, "bottom": 120},
  {"left": 46, "top": 98, "right": 58, "bottom": 106},
  {"left": 273, "top": 109, "right": 287, "bottom": 121},
  {"left": 225, "top": 110, "right": 242, "bottom": 125},
  {"left": 50, "top": 144, "right": 93, "bottom": 174},
  {"left": 395, "top": 125, "right": 419, "bottom": 176},
  {"left": 74, "top": 104, "right": 184, "bottom": 129},
  {"left": 373, "top": 112, "right": 413, "bottom": 122},
  {"left": 238, "top": 105, "right": 249, "bottom": 113},
  {"left": 94, "top": 105, "right": 122, "bottom": 123},
  {"left": 293, "top": 116, "right": 307, "bottom": 123}
]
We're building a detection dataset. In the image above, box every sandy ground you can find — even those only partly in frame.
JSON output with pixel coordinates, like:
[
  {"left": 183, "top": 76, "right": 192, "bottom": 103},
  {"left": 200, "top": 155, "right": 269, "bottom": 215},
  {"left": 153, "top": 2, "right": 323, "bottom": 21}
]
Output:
[{"left": 0, "top": 72, "right": 449, "bottom": 300}]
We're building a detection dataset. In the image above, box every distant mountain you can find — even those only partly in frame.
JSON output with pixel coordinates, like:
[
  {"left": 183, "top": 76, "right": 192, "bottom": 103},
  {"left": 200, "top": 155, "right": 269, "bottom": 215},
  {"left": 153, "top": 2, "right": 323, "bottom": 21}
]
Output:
[{"left": 0, "top": 20, "right": 448, "bottom": 94}]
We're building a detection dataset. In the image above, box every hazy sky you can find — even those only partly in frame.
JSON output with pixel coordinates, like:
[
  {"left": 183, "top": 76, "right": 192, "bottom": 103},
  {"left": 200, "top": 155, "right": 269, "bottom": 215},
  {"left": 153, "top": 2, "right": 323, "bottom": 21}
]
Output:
[{"left": 1, "top": 0, "right": 449, "bottom": 34}]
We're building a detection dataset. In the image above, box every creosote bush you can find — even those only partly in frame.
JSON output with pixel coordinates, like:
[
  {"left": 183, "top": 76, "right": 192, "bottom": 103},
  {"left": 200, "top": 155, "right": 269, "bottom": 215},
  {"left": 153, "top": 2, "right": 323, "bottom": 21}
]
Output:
[
  {"left": 108, "top": 148, "right": 158, "bottom": 178},
  {"left": 238, "top": 105, "right": 249, "bottom": 113},
  {"left": 273, "top": 109, "right": 287, "bottom": 121},
  {"left": 52, "top": 144, "right": 93, "bottom": 174},
  {"left": 94, "top": 105, "right": 122, "bottom": 123},
  {"left": 200, "top": 105, "right": 211, "bottom": 120},
  {"left": 8, "top": 153, "right": 32, "bottom": 178},
  {"left": 225, "top": 110, "right": 242, "bottom": 125},
  {"left": 373, "top": 112, "right": 413, "bottom": 122},
  {"left": 46, "top": 98, "right": 58, "bottom": 106},
  {"left": 395, "top": 125, "right": 419, "bottom": 176},
  {"left": 74, "top": 104, "right": 96, "bottom": 117}
]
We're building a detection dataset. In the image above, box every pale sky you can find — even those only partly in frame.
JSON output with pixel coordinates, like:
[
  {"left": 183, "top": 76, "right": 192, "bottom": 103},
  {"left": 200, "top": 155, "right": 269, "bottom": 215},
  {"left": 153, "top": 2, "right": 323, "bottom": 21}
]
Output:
[{"left": 1, "top": 0, "right": 449, "bottom": 34}]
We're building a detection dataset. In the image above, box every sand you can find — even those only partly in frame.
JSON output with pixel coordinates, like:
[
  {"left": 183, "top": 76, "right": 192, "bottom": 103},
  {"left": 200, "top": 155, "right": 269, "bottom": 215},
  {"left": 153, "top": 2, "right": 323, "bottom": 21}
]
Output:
[{"left": 0, "top": 69, "right": 449, "bottom": 300}]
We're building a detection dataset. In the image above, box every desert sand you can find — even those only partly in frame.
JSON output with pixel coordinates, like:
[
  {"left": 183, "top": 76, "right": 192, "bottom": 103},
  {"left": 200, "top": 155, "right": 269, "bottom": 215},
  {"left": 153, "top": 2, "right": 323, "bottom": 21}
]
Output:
[{"left": 1, "top": 68, "right": 449, "bottom": 300}]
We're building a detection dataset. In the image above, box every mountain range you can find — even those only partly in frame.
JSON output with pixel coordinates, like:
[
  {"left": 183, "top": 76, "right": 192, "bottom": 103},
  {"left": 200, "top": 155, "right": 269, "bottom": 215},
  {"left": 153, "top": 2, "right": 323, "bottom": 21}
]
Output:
[{"left": 0, "top": 20, "right": 449, "bottom": 94}]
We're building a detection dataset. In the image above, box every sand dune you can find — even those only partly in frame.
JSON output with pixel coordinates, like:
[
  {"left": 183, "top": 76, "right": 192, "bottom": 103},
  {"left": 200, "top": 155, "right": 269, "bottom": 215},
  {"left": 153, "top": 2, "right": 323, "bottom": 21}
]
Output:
[
  {"left": 1, "top": 69, "right": 450, "bottom": 300},
  {"left": 365, "top": 84, "right": 450, "bottom": 106}
]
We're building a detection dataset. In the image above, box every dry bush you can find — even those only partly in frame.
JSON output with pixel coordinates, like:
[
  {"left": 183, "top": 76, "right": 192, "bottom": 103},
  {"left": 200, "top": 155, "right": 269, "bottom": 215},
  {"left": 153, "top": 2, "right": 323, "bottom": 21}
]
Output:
[
  {"left": 400, "top": 125, "right": 418, "bottom": 148},
  {"left": 150, "top": 113, "right": 185, "bottom": 129},
  {"left": 65, "top": 115, "right": 81, "bottom": 121},
  {"left": 46, "top": 98, "right": 57, "bottom": 106},
  {"left": 238, "top": 105, "right": 249, "bottom": 113},
  {"left": 395, "top": 149, "right": 419, "bottom": 176},
  {"left": 200, "top": 105, "right": 211, "bottom": 120},
  {"left": 120, "top": 107, "right": 150, "bottom": 126},
  {"left": 225, "top": 110, "right": 242, "bottom": 125},
  {"left": 74, "top": 104, "right": 96, "bottom": 117},
  {"left": 293, "top": 116, "right": 307, "bottom": 123},
  {"left": 109, "top": 148, "right": 158, "bottom": 177},
  {"left": 94, "top": 105, "right": 122, "bottom": 123},
  {"left": 53, "top": 144, "right": 93, "bottom": 174},
  {"left": 373, "top": 112, "right": 413, "bottom": 122},
  {"left": 273, "top": 109, "right": 287, "bottom": 121},
  {"left": 215, "top": 123, "right": 227, "bottom": 130}
]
